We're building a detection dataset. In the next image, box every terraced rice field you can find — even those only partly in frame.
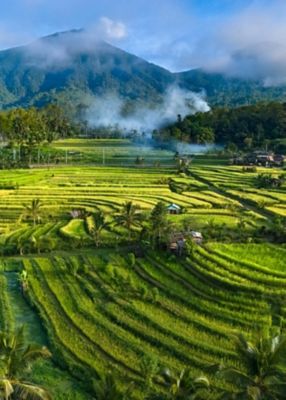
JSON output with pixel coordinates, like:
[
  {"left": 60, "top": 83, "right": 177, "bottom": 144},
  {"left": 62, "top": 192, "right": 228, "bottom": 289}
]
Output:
[
  {"left": 0, "top": 165, "right": 267, "bottom": 244},
  {"left": 191, "top": 164, "right": 286, "bottom": 218},
  {"left": 1, "top": 245, "right": 285, "bottom": 398},
  {"left": 0, "top": 146, "right": 285, "bottom": 399}
]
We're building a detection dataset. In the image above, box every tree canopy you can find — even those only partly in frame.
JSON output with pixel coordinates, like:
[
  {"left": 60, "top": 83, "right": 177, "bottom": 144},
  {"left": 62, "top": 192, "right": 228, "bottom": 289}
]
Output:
[{"left": 154, "top": 102, "right": 286, "bottom": 151}]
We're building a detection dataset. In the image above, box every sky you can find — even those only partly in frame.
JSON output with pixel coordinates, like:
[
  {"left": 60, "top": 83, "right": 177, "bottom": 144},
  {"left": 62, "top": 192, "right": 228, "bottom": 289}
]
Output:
[{"left": 1, "top": 0, "right": 286, "bottom": 84}]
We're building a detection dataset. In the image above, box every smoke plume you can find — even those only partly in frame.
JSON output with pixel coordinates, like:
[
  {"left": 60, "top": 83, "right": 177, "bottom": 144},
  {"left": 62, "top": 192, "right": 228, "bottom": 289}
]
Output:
[{"left": 86, "top": 86, "right": 210, "bottom": 134}]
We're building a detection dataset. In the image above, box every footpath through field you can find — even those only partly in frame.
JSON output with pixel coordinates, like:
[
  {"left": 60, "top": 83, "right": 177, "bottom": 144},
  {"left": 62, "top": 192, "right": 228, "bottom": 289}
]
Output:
[{"left": 190, "top": 170, "right": 277, "bottom": 222}]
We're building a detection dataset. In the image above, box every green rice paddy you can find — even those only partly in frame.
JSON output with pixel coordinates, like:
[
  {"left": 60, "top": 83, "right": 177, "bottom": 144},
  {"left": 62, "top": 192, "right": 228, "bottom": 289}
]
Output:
[{"left": 0, "top": 139, "right": 285, "bottom": 399}]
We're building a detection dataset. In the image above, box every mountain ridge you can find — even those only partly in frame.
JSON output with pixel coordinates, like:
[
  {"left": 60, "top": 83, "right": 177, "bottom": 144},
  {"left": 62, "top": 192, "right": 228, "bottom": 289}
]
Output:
[{"left": 0, "top": 29, "right": 285, "bottom": 110}]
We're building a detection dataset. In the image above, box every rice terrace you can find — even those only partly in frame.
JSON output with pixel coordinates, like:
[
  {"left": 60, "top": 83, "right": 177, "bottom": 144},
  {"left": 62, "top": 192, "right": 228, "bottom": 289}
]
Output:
[
  {"left": 0, "top": 135, "right": 285, "bottom": 399},
  {"left": 0, "top": 1, "right": 286, "bottom": 399}
]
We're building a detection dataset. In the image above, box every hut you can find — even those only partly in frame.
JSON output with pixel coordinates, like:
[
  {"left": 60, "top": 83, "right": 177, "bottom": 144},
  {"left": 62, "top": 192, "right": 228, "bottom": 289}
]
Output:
[
  {"left": 190, "top": 231, "right": 203, "bottom": 244},
  {"left": 169, "top": 230, "right": 203, "bottom": 256},
  {"left": 169, "top": 232, "right": 185, "bottom": 256},
  {"left": 167, "top": 203, "right": 181, "bottom": 215}
]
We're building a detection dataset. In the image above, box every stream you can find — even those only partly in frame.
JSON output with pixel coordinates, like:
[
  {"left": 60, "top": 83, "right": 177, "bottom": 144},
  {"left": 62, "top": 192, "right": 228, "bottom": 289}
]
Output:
[{"left": 5, "top": 272, "right": 47, "bottom": 345}]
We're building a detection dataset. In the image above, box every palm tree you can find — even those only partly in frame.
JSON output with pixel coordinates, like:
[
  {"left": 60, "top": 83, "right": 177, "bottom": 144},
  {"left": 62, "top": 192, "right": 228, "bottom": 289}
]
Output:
[
  {"left": 147, "top": 368, "right": 210, "bottom": 400},
  {"left": 32, "top": 236, "right": 56, "bottom": 254},
  {"left": 16, "top": 237, "right": 29, "bottom": 256},
  {"left": 92, "top": 372, "right": 133, "bottom": 400},
  {"left": 163, "top": 368, "right": 210, "bottom": 400},
  {"left": 89, "top": 211, "right": 108, "bottom": 247},
  {"left": 23, "top": 198, "right": 43, "bottom": 226},
  {"left": 0, "top": 326, "right": 52, "bottom": 399},
  {"left": 217, "top": 332, "right": 286, "bottom": 399},
  {"left": 115, "top": 201, "right": 142, "bottom": 240}
]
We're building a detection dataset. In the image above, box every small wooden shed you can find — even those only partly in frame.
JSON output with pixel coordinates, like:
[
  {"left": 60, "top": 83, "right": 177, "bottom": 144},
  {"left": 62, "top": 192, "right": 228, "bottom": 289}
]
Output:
[{"left": 167, "top": 203, "right": 181, "bottom": 215}]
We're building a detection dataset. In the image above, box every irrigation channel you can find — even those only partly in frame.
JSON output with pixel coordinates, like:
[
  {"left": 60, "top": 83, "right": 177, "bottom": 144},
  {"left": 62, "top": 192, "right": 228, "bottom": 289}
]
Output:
[
  {"left": 5, "top": 272, "right": 47, "bottom": 345},
  {"left": 2, "top": 271, "right": 90, "bottom": 399}
]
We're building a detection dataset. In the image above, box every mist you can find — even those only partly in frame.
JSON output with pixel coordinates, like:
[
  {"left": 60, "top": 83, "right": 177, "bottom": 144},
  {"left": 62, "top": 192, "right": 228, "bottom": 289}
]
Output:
[
  {"left": 25, "top": 18, "right": 127, "bottom": 68},
  {"left": 180, "top": 2, "right": 286, "bottom": 86},
  {"left": 86, "top": 86, "right": 210, "bottom": 134}
]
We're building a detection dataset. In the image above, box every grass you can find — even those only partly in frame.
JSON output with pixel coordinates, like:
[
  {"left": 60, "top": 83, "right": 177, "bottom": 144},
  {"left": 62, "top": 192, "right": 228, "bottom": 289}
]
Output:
[{"left": 0, "top": 140, "right": 285, "bottom": 398}]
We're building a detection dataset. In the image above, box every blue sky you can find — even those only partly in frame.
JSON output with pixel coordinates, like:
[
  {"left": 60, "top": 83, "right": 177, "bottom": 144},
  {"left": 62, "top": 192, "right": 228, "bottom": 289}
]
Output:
[
  {"left": 0, "top": 0, "right": 286, "bottom": 83},
  {"left": 0, "top": 0, "right": 257, "bottom": 41}
]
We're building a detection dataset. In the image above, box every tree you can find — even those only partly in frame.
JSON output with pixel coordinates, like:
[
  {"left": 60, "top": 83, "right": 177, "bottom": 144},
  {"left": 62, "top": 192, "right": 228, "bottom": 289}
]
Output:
[
  {"left": 204, "top": 219, "right": 218, "bottom": 239},
  {"left": 92, "top": 372, "right": 133, "bottom": 400},
  {"left": 0, "top": 326, "right": 52, "bottom": 400},
  {"left": 217, "top": 332, "right": 286, "bottom": 399},
  {"left": 147, "top": 368, "right": 210, "bottom": 400},
  {"left": 139, "top": 355, "right": 160, "bottom": 394},
  {"left": 149, "top": 202, "right": 170, "bottom": 247},
  {"left": 89, "top": 211, "right": 108, "bottom": 247},
  {"left": 115, "top": 201, "right": 142, "bottom": 240},
  {"left": 16, "top": 237, "right": 31, "bottom": 256},
  {"left": 31, "top": 236, "right": 56, "bottom": 254},
  {"left": 244, "top": 136, "right": 253, "bottom": 150},
  {"left": 23, "top": 199, "right": 43, "bottom": 226},
  {"left": 236, "top": 218, "right": 248, "bottom": 240},
  {"left": 269, "top": 217, "right": 286, "bottom": 243},
  {"left": 42, "top": 104, "right": 70, "bottom": 141}
]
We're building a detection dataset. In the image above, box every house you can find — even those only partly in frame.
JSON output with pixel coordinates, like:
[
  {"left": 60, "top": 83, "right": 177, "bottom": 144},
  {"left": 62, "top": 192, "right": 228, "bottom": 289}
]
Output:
[
  {"left": 169, "top": 230, "right": 203, "bottom": 255},
  {"left": 70, "top": 209, "right": 86, "bottom": 219},
  {"left": 273, "top": 154, "right": 285, "bottom": 167},
  {"left": 232, "top": 151, "right": 284, "bottom": 167},
  {"left": 167, "top": 203, "right": 181, "bottom": 215},
  {"left": 169, "top": 232, "right": 186, "bottom": 256},
  {"left": 190, "top": 231, "right": 203, "bottom": 245}
]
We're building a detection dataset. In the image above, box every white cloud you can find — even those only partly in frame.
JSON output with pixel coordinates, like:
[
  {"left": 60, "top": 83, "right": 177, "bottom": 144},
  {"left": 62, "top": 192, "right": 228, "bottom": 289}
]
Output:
[
  {"left": 178, "top": 1, "right": 286, "bottom": 85},
  {"left": 96, "top": 17, "right": 127, "bottom": 40},
  {"left": 25, "top": 17, "right": 127, "bottom": 68}
]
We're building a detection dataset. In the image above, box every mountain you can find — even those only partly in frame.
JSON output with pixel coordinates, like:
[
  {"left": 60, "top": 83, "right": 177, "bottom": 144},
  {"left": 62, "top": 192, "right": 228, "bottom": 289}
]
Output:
[
  {"left": 0, "top": 29, "right": 285, "bottom": 110},
  {"left": 176, "top": 69, "right": 286, "bottom": 107},
  {"left": 0, "top": 30, "right": 175, "bottom": 110}
]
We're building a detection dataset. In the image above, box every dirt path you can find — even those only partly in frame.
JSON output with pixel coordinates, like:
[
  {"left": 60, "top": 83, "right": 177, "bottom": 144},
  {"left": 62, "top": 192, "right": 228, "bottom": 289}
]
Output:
[{"left": 190, "top": 170, "right": 276, "bottom": 222}]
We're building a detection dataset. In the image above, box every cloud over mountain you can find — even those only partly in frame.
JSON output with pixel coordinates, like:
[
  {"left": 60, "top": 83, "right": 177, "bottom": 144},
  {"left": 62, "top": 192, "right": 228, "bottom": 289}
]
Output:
[{"left": 180, "top": 1, "right": 286, "bottom": 86}]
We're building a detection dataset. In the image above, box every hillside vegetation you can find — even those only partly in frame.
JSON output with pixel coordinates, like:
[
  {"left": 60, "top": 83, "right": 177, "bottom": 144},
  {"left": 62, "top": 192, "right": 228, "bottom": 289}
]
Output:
[{"left": 156, "top": 101, "right": 286, "bottom": 151}]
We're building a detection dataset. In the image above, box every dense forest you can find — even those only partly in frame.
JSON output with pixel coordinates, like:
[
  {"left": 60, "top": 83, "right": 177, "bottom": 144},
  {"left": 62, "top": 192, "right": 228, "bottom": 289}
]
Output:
[
  {"left": 0, "top": 104, "right": 75, "bottom": 146},
  {"left": 154, "top": 102, "right": 286, "bottom": 152}
]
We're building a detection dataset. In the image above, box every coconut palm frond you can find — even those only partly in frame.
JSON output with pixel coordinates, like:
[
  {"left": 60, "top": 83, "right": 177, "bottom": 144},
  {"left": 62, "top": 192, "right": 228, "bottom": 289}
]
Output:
[
  {"left": 22, "top": 345, "right": 52, "bottom": 365},
  {"left": 13, "top": 381, "right": 52, "bottom": 400},
  {"left": 218, "top": 367, "right": 254, "bottom": 388},
  {"left": 0, "top": 327, "right": 52, "bottom": 400},
  {"left": 0, "top": 378, "right": 14, "bottom": 400}
]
